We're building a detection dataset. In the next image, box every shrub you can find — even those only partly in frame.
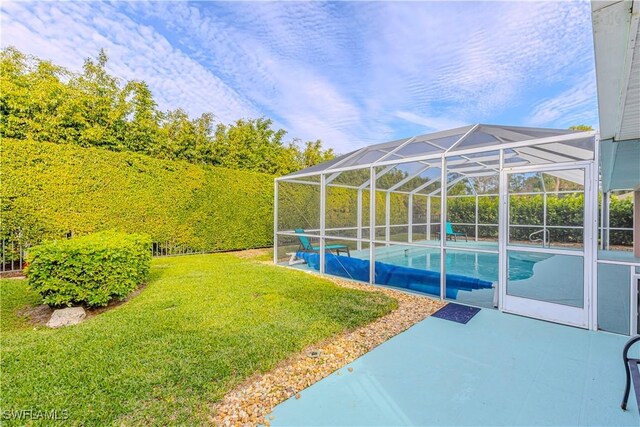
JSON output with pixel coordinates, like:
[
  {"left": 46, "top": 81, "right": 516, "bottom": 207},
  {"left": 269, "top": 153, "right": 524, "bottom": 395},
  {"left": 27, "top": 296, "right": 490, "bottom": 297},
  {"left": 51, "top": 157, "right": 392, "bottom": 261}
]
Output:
[{"left": 25, "top": 231, "right": 152, "bottom": 307}]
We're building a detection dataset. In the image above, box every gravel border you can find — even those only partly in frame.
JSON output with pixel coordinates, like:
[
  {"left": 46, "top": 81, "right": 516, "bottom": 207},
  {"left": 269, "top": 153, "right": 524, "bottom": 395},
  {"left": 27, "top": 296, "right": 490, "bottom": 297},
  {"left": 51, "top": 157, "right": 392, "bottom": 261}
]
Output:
[{"left": 211, "top": 265, "right": 446, "bottom": 426}]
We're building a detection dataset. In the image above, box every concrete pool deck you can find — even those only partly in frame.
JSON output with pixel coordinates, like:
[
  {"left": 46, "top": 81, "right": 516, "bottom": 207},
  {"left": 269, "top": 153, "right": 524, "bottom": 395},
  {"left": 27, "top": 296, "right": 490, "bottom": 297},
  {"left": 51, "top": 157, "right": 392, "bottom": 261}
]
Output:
[
  {"left": 280, "top": 245, "right": 638, "bottom": 333},
  {"left": 268, "top": 309, "right": 640, "bottom": 426}
]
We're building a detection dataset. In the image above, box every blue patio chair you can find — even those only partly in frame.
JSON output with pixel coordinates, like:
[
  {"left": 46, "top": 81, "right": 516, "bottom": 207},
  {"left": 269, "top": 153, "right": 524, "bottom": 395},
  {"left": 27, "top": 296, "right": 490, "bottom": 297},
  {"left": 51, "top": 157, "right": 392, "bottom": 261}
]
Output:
[
  {"left": 436, "top": 222, "right": 468, "bottom": 242},
  {"left": 294, "top": 229, "right": 350, "bottom": 257},
  {"left": 446, "top": 222, "right": 468, "bottom": 242}
]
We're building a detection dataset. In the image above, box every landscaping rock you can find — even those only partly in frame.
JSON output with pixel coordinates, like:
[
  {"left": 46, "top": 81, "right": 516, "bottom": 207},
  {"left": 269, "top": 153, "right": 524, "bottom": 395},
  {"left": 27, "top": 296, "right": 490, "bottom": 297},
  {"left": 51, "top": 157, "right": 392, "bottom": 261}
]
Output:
[
  {"left": 47, "top": 307, "right": 86, "bottom": 328},
  {"left": 212, "top": 260, "right": 446, "bottom": 426}
]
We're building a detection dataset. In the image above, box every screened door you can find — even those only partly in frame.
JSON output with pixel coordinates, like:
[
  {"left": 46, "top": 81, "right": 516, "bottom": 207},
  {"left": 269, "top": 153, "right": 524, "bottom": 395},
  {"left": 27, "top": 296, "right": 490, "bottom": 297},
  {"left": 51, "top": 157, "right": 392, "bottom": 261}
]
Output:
[{"left": 500, "top": 163, "right": 593, "bottom": 328}]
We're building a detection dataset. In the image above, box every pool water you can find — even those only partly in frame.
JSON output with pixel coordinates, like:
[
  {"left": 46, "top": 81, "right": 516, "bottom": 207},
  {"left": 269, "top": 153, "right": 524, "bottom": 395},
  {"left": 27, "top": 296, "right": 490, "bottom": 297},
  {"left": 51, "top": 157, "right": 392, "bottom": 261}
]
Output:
[{"left": 372, "top": 247, "right": 548, "bottom": 283}]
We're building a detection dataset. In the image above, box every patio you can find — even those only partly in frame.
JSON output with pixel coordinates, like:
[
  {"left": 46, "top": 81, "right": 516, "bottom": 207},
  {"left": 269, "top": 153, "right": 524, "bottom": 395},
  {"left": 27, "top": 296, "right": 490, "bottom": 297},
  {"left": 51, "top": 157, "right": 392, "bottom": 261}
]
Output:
[{"left": 269, "top": 307, "right": 640, "bottom": 426}]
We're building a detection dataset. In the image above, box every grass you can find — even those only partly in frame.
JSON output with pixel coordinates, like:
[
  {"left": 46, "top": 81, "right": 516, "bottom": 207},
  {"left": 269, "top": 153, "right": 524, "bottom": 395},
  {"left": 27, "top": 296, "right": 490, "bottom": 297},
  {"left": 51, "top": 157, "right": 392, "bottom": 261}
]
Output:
[
  {"left": 1, "top": 278, "right": 42, "bottom": 332},
  {"left": 0, "top": 254, "right": 396, "bottom": 426}
]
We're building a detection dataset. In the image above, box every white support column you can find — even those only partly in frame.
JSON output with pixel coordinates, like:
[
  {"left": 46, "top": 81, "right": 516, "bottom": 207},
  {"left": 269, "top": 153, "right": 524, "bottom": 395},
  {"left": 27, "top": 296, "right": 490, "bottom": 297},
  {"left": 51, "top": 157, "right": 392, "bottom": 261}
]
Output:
[
  {"left": 319, "top": 174, "right": 326, "bottom": 274},
  {"left": 408, "top": 193, "right": 414, "bottom": 243},
  {"left": 587, "top": 162, "right": 600, "bottom": 331},
  {"left": 369, "top": 168, "right": 376, "bottom": 284},
  {"left": 385, "top": 192, "right": 391, "bottom": 245},
  {"left": 358, "top": 164, "right": 397, "bottom": 191},
  {"left": 357, "top": 189, "right": 363, "bottom": 251},
  {"left": 475, "top": 194, "right": 479, "bottom": 242},
  {"left": 600, "top": 191, "right": 606, "bottom": 250},
  {"left": 440, "top": 157, "right": 447, "bottom": 300},
  {"left": 603, "top": 191, "right": 611, "bottom": 250},
  {"left": 427, "top": 196, "right": 432, "bottom": 240},
  {"left": 594, "top": 136, "right": 602, "bottom": 331},
  {"left": 273, "top": 180, "right": 278, "bottom": 264},
  {"left": 630, "top": 267, "right": 638, "bottom": 336},
  {"left": 498, "top": 149, "right": 507, "bottom": 311},
  {"left": 543, "top": 192, "right": 548, "bottom": 247}
]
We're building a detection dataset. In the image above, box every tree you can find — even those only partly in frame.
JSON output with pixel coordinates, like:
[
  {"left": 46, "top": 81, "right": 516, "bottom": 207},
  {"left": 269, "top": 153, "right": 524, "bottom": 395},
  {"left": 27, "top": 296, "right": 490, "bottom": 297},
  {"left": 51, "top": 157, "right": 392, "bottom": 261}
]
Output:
[
  {"left": 0, "top": 47, "right": 334, "bottom": 175},
  {"left": 160, "top": 108, "right": 200, "bottom": 161},
  {"left": 296, "top": 139, "right": 335, "bottom": 169},
  {"left": 122, "top": 80, "right": 162, "bottom": 155},
  {"left": 213, "top": 118, "right": 296, "bottom": 174},
  {"left": 0, "top": 47, "right": 73, "bottom": 142},
  {"left": 568, "top": 125, "right": 594, "bottom": 131},
  {"left": 69, "top": 49, "right": 129, "bottom": 149}
]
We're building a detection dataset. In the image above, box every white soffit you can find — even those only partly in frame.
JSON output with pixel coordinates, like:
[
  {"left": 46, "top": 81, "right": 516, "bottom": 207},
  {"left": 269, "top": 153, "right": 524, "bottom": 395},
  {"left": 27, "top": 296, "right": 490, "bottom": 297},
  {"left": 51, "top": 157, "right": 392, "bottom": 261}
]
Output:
[{"left": 592, "top": 0, "right": 640, "bottom": 141}]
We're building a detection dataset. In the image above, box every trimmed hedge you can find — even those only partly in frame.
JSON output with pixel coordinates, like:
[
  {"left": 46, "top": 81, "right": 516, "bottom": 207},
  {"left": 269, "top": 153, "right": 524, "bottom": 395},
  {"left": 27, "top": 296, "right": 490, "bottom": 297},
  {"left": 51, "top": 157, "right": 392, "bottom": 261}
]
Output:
[
  {"left": 447, "top": 193, "right": 633, "bottom": 245},
  {"left": 25, "top": 231, "right": 152, "bottom": 307},
  {"left": 1, "top": 138, "right": 274, "bottom": 251},
  {"left": 282, "top": 185, "right": 633, "bottom": 246},
  {"left": 1, "top": 138, "right": 633, "bottom": 250}
]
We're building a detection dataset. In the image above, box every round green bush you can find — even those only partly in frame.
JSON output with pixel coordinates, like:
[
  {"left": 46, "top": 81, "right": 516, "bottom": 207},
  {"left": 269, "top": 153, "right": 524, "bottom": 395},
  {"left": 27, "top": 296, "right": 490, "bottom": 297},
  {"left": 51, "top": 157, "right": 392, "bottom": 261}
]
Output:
[{"left": 25, "top": 231, "right": 152, "bottom": 307}]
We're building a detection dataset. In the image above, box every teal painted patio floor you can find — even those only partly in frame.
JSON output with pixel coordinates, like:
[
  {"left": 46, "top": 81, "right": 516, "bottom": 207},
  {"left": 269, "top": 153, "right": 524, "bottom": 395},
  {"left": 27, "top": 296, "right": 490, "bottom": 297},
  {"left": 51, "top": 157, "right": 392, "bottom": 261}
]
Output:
[{"left": 268, "top": 309, "right": 640, "bottom": 426}]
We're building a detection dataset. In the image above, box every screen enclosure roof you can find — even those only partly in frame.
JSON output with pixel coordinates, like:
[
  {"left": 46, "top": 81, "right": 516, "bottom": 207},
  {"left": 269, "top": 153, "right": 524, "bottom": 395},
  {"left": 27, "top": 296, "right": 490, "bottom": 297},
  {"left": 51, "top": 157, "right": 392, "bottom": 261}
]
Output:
[{"left": 280, "top": 124, "right": 596, "bottom": 184}]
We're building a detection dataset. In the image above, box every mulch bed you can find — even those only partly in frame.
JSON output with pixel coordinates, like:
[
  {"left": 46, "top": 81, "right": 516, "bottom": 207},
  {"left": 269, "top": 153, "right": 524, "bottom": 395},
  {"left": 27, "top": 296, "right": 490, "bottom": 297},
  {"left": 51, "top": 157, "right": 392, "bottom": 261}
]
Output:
[
  {"left": 211, "top": 263, "right": 445, "bottom": 426},
  {"left": 16, "top": 283, "right": 148, "bottom": 327},
  {"left": 0, "top": 271, "right": 26, "bottom": 279}
]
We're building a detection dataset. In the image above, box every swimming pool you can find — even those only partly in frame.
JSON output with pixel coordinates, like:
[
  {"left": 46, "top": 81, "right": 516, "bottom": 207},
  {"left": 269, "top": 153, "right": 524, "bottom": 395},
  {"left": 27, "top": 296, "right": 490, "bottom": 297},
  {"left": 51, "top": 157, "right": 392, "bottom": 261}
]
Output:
[
  {"left": 369, "top": 246, "right": 549, "bottom": 283},
  {"left": 292, "top": 244, "right": 553, "bottom": 306},
  {"left": 296, "top": 249, "right": 494, "bottom": 301}
]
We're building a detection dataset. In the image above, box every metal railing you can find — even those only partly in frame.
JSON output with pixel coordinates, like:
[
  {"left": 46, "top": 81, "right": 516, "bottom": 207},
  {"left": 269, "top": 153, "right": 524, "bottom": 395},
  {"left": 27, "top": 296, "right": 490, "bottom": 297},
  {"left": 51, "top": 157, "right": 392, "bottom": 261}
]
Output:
[
  {"left": 151, "top": 242, "right": 206, "bottom": 257},
  {"left": 1, "top": 240, "right": 28, "bottom": 273},
  {"left": 0, "top": 238, "right": 207, "bottom": 274},
  {"left": 529, "top": 228, "right": 550, "bottom": 247}
]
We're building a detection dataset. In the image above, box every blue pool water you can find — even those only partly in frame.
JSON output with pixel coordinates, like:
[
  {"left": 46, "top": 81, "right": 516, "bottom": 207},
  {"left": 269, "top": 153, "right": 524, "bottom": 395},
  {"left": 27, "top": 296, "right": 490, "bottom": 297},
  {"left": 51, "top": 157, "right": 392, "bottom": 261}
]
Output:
[
  {"left": 296, "top": 250, "right": 494, "bottom": 300},
  {"left": 373, "top": 248, "right": 548, "bottom": 283},
  {"left": 292, "top": 246, "right": 554, "bottom": 303}
]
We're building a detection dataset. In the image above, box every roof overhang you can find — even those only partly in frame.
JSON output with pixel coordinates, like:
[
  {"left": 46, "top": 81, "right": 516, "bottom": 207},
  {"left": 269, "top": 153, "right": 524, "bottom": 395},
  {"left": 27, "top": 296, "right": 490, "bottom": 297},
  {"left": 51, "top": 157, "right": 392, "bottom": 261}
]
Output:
[
  {"left": 592, "top": 0, "right": 640, "bottom": 142},
  {"left": 592, "top": 1, "right": 640, "bottom": 191}
]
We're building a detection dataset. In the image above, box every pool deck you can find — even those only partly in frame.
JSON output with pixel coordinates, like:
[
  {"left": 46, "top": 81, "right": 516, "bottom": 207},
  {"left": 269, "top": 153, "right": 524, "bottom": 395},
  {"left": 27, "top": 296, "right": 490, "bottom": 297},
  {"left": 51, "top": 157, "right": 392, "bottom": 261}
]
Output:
[{"left": 269, "top": 309, "right": 640, "bottom": 426}]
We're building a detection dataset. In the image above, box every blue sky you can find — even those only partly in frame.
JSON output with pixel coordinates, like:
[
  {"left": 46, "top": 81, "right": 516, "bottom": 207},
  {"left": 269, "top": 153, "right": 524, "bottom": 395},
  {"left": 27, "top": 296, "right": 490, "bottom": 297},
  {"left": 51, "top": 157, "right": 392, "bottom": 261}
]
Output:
[{"left": 1, "top": 1, "right": 598, "bottom": 153}]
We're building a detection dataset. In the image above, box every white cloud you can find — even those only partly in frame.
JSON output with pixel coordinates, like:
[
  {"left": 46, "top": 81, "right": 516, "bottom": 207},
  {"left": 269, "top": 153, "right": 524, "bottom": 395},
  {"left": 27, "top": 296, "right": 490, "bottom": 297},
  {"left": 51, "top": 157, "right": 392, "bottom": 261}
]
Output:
[
  {"left": 528, "top": 79, "right": 598, "bottom": 128},
  {"left": 367, "top": 1, "right": 594, "bottom": 115},
  {"left": 1, "top": 1, "right": 598, "bottom": 152},
  {"left": 0, "top": 1, "right": 258, "bottom": 124},
  {"left": 394, "top": 111, "right": 467, "bottom": 132}
]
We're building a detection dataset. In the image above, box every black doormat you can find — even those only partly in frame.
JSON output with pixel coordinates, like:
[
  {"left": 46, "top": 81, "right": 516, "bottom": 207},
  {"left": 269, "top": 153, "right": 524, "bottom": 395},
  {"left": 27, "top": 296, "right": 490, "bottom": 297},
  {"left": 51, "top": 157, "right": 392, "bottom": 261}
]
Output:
[{"left": 432, "top": 303, "right": 481, "bottom": 324}]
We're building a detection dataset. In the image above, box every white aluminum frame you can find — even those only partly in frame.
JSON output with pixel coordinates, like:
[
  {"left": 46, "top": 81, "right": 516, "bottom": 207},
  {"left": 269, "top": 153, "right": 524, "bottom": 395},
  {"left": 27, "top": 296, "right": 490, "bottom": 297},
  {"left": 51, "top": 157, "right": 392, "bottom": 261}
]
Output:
[
  {"left": 273, "top": 126, "right": 621, "bottom": 333},
  {"left": 278, "top": 130, "right": 596, "bottom": 181},
  {"left": 501, "top": 161, "right": 594, "bottom": 329},
  {"left": 633, "top": 270, "right": 639, "bottom": 336}
]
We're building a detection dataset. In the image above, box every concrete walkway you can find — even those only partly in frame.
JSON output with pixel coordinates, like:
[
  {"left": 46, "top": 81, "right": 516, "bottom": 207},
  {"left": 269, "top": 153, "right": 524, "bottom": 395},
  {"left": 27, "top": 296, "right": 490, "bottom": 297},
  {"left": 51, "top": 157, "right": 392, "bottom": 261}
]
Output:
[{"left": 269, "top": 309, "right": 639, "bottom": 426}]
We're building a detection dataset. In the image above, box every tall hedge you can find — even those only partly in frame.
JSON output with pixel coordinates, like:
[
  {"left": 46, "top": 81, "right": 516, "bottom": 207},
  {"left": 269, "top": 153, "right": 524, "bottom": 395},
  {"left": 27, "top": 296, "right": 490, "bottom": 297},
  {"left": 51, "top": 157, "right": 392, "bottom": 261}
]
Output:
[
  {"left": 1, "top": 139, "right": 274, "bottom": 251},
  {"left": 1, "top": 138, "right": 634, "bottom": 251}
]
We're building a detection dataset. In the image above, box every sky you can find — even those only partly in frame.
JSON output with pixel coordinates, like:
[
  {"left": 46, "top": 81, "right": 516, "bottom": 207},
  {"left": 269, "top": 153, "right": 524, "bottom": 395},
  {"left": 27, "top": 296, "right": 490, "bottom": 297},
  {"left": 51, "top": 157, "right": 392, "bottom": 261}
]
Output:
[{"left": 1, "top": 1, "right": 598, "bottom": 153}]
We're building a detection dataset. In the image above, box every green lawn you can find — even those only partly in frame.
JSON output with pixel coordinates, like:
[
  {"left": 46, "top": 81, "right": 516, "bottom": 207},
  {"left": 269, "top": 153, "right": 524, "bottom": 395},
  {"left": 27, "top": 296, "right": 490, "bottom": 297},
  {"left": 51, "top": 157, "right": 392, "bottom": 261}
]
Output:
[
  {"left": 1, "top": 278, "right": 42, "bottom": 333},
  {"left": 0, "top": 254, "right": 396, "bottom": 425}
]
